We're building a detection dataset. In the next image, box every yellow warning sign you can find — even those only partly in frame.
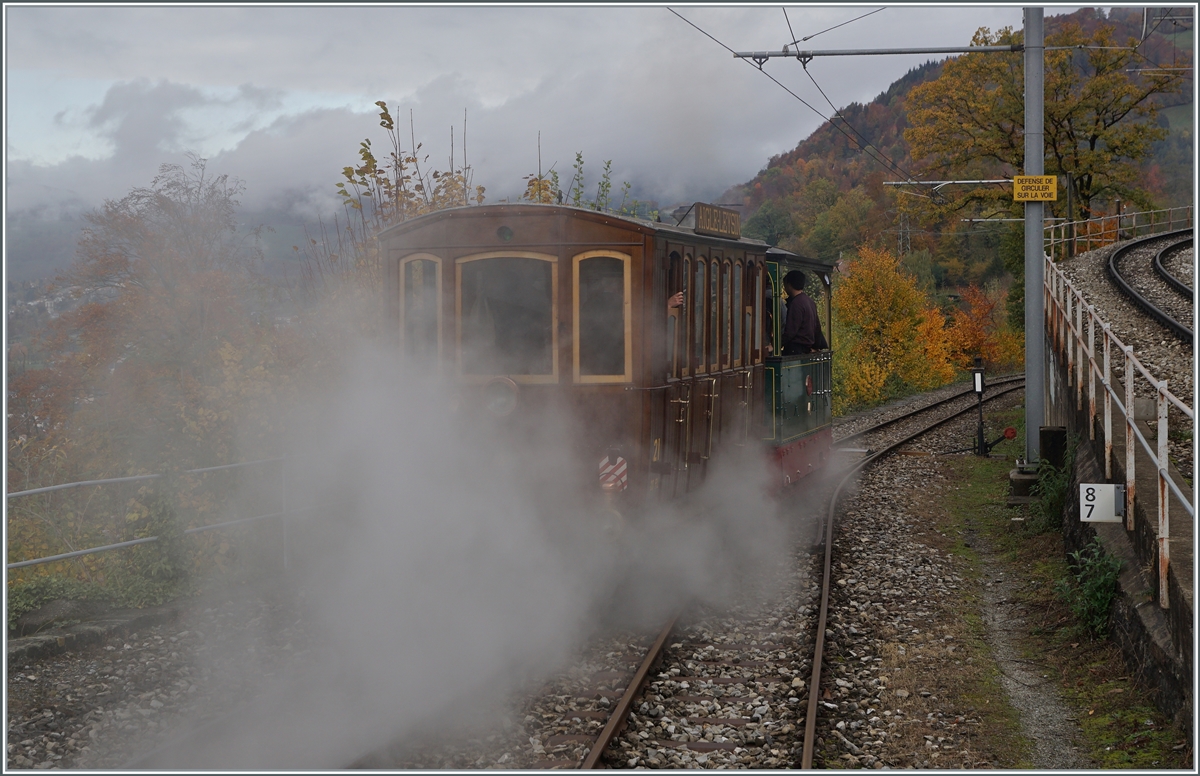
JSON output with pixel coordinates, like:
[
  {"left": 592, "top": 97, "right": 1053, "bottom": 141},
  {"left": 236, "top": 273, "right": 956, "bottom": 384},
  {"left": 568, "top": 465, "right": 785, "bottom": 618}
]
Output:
[{"left": 1013, "top": 175, "right": 1057, "bottom": 201}]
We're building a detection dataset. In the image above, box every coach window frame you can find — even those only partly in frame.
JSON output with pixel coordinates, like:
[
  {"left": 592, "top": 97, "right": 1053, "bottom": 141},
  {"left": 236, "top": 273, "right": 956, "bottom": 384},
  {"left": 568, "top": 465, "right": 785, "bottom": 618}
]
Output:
[
  {"left": 721, "top": 259, "right": 732, "bottom": 370},
  {"left": 398, "top": 252, "right": 443, "bottom": 360},
  {"left": 454, "top": 250, "right": 559, "bottom": 383},
  {"left": 708, "top": 256, "right": 721, "bottom": 373},
  {"left": 733, "top": 259, "right": 744, "bottom": 368},
  {"left": 667, "top": 250, "right": 683, "bottom": 379},
  {"left": 692, "top": 256, "right": 708, "bottom": 375},
  {"left": 572, "top": 250, "right": 633, "bottom": 383}
]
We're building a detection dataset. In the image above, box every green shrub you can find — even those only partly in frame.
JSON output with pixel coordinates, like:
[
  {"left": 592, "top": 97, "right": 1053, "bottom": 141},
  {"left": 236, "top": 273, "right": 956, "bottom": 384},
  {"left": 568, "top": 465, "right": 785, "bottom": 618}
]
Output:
[
  {"left": 8, "top": 485, "right": 195, "bottom": 630},
  {"left": 1056, "top": 537, "right": 1122, "bottom": 637},
  {"left": 1027, "top": 435, "right": 1078, "bottom": 533}
]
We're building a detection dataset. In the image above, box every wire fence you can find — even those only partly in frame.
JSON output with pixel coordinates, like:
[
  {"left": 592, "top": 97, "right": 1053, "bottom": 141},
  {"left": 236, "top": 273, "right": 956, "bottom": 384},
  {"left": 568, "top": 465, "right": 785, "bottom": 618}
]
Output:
[
  {"left": 6, "top": 457, "right": 297, "bottom": 572},
  {"left": 7, "top": 207, "right": 1194, "bottom": 575},
  {"left": 1044, "top": 205, "right": 1194, "bottom": 262},
  {"left": 1044, "top": 245, "right": 1193, "bottom": 610}
]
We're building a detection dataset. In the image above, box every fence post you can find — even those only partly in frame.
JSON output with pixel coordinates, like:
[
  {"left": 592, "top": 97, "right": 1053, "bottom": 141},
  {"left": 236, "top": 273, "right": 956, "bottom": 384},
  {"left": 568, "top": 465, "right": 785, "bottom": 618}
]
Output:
[
  {"left": 1103, "top": 324, "right": 1113, "bottom": 479},
  {"left": 1125, "top": 345, "right": 1136, "bottom": 530},
  {"left": 1157, "top": 380, "right": 1170, "bottom": 609},
  {"left": 1065, "top": 282, "right": 1074, "bottom": 385},
  {"left": 1075, "top": 290, "right": 1084, "bottom": 410},
  {"left": 1087, "top": 307, "right": 1096, "bottom": 438}
]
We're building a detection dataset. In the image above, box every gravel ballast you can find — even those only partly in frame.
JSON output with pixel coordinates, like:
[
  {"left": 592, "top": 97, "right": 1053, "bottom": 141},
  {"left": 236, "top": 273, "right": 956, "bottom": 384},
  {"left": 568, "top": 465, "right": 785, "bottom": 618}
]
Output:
[{"left": 8, "top": 384, "right": 1105, "bottom": 770}]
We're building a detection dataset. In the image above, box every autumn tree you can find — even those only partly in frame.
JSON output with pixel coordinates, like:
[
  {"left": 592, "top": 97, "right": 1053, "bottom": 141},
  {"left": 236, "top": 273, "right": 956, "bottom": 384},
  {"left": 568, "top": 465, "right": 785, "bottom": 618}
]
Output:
[
  {"left": 905, "top": 21, "right": 1187, "bottom": 222},
  {"left": 295, "top": 102, "right": 485, "bottom": 309},
  {"left": 743, "top": 200, "right": 795, "bottom": 247},
  {"left": 832, "top": 245, "right": 955, "bottom": 410},
  {"left": 948, "top": 283, "right": 1024, "bottom": 371},
  {"left": 8, "top": 156, "right": 287, "bottom": 592}
]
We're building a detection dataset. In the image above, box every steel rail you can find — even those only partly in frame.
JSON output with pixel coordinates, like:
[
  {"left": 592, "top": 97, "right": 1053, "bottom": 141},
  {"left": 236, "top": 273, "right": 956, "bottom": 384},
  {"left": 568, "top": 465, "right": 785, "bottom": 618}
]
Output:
[
  {"left": 580, "top": 612, "right": 682, "bottom": 769},
  {"left": 835, "top": 373, "right": 1025, "bottom": 447},
  {"left": 1152, "top": 236, "right": 1195, "bottom": 299},
  {"left": 1106, "top": 229, "right": 1194, "bottom": 345},
  {"left": 800, "top": 381, "right": 1025, "bottom": 768}
]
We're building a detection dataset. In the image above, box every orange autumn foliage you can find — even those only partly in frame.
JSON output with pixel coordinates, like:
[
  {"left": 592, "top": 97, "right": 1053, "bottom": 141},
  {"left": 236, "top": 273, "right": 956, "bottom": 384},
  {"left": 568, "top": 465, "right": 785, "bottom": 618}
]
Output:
[
  {"left": 948, "top": 284, "right": 1024, "bottom": 372},
  {"left": 832, "top": 246, "right": 956, "bottom": 410}
]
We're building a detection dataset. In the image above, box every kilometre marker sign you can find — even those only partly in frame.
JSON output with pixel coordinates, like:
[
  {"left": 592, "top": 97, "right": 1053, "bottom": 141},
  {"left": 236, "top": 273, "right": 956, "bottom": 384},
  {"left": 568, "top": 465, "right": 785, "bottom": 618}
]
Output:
[{"left": 1013, "top": 175, "right": 1057, "bottom": 201}]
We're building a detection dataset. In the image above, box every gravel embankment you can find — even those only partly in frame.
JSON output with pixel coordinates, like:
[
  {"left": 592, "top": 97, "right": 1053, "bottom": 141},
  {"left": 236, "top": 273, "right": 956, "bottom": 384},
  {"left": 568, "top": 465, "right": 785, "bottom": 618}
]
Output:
[
  {"left": 6, "top": 584, "right": 313, "bottom": 769},
  {"left": 815, "top": 395, "right": 1088, "bottom": 769},
  {"left": 1112, "top": 237, "right": 1194, "bottom": 333},
  {"left": 1056, "top": 239, "right": 1193, "bottom": 482},
  {"left": 6, "top": 385, "right": 1041, "bottom": 771},
  {"left": 368, "top": 629, "right": 657, "bottom": 769},
  {"left": 1158, "top": 241, "right": 1194, "bottom": 292},
  {"left": 1056, "top": 237, "right": 1193, "bottom": 400},
  {"left": 602, "top": 544, "right": 819, "bottom": 769}
]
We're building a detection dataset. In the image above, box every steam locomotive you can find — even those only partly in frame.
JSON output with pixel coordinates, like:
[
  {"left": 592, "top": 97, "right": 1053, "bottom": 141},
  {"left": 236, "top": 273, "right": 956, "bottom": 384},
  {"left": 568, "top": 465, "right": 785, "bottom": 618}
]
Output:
[{"left": 379, "top": 202, "right": 833, "bottom": 520}]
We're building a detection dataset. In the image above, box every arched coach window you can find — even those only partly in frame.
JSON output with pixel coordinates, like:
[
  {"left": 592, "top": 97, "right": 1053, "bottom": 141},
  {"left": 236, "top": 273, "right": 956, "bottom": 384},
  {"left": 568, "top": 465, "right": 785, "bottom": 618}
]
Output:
[
  {"left": 709, "top": 260, "right": 720, "bottom": 372},
  {"left": 682, "top": 255, "right": 693, "bottom": 376},
  {"left": 733, "top": 261, "right": 743, "bottom": 367},
  {"left": 574, "top": 251, "right": 632, "bottom": 382},
  {"left": 456, "top": 251, "right": 558, "bottom": 382},
  {"left": 399, "top": 253, "right": 441, "bottom": 361},
  {"left": 721, "top": 261, "right": 732, "bottom": 369},
  {"left": 667, "top": 251, "right": 682, "bottom": 379},
  {"left": 754, "top": 263, "right": 765, "bottom": 361},
  {"left": 693, "top": 258, "right": 707, "bottom": 374}
]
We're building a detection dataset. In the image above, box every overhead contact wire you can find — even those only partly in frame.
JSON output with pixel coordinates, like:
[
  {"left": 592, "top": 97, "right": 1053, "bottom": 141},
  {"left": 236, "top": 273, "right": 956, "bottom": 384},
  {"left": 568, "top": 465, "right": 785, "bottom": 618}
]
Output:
[
  {"left": 787, "top": 6, "right": 885, "bottom": 45},
  {"left": 668, "top": 8, "right": 920, "bottom": 185}
]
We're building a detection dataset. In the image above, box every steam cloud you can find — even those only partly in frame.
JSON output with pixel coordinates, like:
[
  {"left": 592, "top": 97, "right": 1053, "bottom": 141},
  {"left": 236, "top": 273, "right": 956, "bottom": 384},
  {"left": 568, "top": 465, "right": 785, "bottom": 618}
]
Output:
[{"left": 136, "top": 341, "right": 804, "bottom": 769}]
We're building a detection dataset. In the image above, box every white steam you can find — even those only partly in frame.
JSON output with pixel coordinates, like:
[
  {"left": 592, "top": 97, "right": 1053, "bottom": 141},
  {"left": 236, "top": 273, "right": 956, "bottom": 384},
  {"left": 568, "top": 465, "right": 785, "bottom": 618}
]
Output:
[{"left": 143, "top": 345, "right": 802, "bottom": 768}]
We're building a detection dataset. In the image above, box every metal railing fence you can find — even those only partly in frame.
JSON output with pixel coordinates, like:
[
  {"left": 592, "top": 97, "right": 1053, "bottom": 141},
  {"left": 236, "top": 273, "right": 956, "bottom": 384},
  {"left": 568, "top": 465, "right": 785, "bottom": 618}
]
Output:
[
  {"left": 1044, "top": 205, "right": 1194, "bottom": 262},
  {"left": 6, "top": 457, "right": 295, "bottom": 571},
  {"left": 1044, "top": 252, "right": 1193, "bottom": 609}
]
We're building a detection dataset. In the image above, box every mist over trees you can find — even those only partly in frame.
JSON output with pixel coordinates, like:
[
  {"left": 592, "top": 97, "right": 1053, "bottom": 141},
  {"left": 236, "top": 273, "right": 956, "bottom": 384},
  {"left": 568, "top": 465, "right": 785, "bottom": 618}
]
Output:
[
  {"left": 5, "top": 7, "right": 1191, "bottom": 600},
  {"left": 736, "top": 6, "right": 1189, "bottom": 403}
]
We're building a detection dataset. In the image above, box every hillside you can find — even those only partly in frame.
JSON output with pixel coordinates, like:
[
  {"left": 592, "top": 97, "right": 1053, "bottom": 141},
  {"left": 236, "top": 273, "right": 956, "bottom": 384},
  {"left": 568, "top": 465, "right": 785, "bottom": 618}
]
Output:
[{"left": 731, "top": 6, "right": 1193, "bottom": 290}]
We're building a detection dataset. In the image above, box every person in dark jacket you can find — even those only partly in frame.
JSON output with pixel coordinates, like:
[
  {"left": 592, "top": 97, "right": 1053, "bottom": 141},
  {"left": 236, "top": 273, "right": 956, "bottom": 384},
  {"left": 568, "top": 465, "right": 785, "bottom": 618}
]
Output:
[{"left": 781, "top": 269, "right": 828, "bottom": 355}]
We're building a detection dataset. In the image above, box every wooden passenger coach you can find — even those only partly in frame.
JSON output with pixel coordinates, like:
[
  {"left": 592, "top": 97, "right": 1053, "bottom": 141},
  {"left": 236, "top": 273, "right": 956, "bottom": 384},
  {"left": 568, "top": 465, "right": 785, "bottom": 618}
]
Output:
[{"left": 380, "top": 203, "right": 834, "bottom": 512}]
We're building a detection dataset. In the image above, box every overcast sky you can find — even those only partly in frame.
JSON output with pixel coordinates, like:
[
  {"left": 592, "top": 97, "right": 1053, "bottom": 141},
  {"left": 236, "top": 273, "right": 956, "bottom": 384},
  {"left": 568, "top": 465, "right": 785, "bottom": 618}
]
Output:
[{"left": 5, "top": 4, "right": 1046, "bottom": 272}]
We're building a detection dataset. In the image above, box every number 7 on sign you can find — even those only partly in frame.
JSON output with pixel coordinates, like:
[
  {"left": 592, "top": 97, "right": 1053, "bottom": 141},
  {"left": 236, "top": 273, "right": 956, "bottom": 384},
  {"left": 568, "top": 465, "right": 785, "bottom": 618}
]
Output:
[{"left": 1079, "top": 483, "right": 1121, "bottom": 523}]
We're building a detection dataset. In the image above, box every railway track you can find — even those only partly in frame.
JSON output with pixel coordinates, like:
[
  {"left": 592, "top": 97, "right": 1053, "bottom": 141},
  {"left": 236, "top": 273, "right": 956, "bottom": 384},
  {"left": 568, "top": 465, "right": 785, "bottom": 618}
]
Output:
[
  {"left": 115, "top": 379, "right": 1022, "bottom": 770},
  {"left": 1107, "top": 229, "right": 1194, "bottom": 345},
  {"left": 587, "top": 377, "right": 1025, "bottom": 769},
  {"left": 1153, "top": 236, "right": 1194, "bottom": 300}
]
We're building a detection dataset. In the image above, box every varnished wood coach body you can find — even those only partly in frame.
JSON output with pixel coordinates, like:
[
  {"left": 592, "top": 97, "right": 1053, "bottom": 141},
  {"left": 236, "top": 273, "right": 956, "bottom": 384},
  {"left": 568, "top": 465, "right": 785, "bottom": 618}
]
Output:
[{"left": 380, "top": 203, "right": 834, "bottom": 515}]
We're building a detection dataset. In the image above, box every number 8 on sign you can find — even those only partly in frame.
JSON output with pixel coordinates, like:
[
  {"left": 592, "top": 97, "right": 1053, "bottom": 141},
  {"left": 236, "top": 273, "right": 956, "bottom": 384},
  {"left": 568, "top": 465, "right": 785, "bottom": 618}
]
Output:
[{"left": 1079, "top": 483, "right": 1120, "bottom": 523}]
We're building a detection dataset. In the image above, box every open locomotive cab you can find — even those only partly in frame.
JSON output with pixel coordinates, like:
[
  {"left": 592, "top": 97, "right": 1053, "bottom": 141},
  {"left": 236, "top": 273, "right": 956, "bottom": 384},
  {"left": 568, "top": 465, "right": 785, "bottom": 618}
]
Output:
[{"left": 380, "top": 203, "right": 835, "bottom": 516}]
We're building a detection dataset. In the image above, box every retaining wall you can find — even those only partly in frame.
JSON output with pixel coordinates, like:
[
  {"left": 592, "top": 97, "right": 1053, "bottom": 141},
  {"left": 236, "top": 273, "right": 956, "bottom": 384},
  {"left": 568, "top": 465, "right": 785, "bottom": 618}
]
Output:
[{"left": 1045, "top": 345, "right": 1193, "bottom": 733}]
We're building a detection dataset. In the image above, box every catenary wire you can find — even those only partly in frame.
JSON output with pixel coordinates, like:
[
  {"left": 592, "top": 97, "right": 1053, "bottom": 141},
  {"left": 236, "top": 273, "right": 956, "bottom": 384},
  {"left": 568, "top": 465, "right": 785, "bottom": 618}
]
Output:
[
  {"left": 797, "top": 59, "right": 908, "bottom": 170},
  {"left": 787, "top": 6, "right": 885, "bottom": 45},
  {"left": 667, "top": 7, "right": 921, "bottom": 186}
]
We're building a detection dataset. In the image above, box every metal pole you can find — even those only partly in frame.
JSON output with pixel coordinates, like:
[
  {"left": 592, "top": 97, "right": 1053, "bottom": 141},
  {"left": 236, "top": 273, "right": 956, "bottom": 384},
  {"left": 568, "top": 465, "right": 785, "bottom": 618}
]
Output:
[
  {"left": 1157, "top": 380, "right": 1170, "bottom": 608},
  {"left": 1087, "top": 308, "right": 1096, "bottom": 439},
  {"left": 1103, "top": 325, "right": 1113, "bottom": 479},
  {"left": 733, "top": 44, "right": 1023, "bottom": 61},
  {"left": 1024, "top": 7, "right": 1045, "bottom": 466},
  {"left": 1067, "top": 179, "right": 1075, "bottom": 258},
  {"left": 1125, "top": 346, "right": 1136, "bottom": 530}
]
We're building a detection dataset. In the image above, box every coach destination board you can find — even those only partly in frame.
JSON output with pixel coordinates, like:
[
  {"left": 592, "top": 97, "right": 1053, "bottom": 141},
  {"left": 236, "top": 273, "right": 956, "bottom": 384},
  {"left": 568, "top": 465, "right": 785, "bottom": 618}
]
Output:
[
  {"left": 1013, "top": 175, "right": 1057, "bottom": 201},
  {"left": 694, "top": 202, "right": 741, "bottom": 239}
]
